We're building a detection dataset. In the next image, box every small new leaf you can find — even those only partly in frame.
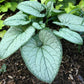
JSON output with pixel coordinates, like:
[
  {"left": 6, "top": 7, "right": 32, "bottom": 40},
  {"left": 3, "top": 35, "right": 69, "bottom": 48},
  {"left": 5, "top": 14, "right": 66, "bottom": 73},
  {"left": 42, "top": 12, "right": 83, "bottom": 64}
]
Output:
[
  {"left": 32, "top": 22, "right": 43, "bottom": 30},
  {"left": 52, "top": 9, "right": 64, "bottom": 15}
]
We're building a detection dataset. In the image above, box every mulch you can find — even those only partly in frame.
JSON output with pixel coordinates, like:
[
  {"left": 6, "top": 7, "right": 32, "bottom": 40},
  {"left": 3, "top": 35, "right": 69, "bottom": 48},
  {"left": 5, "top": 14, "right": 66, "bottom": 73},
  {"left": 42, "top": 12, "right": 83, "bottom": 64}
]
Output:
[{"left": 0, "top": 40, "right": 84, "bottom": 84}]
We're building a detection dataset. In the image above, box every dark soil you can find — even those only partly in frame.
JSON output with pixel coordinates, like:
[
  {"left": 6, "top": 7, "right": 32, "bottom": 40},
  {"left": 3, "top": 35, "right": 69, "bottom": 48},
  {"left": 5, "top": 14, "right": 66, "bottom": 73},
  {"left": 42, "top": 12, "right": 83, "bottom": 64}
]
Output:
[{"left": 0, "top": 40, "right": 84, "bottom": 84}]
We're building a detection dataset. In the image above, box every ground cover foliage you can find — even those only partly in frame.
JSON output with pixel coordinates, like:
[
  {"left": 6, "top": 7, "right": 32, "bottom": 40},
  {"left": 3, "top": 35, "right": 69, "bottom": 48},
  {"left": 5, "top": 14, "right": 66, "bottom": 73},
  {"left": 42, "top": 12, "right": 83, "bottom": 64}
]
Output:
[{"left": 0, "top": 0, "right": 84, "bottom": 83}]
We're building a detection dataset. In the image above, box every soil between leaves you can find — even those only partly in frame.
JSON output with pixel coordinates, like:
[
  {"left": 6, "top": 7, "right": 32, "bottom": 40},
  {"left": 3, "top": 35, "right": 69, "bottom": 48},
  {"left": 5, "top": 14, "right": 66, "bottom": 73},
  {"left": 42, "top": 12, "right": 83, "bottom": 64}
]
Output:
[
  {"left": 0, "top": 1, "right": 84, "bottom": 83},
  {"left": 0, "top": 40, "right": 84, "bottom": 84}
]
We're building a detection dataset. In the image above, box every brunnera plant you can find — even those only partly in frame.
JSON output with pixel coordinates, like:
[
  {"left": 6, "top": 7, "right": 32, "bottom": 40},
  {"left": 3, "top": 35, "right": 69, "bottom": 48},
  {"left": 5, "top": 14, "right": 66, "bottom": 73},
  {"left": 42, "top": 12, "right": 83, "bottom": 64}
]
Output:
[{"left": 0, "top": 1, "right": 84, "bottom": 83}]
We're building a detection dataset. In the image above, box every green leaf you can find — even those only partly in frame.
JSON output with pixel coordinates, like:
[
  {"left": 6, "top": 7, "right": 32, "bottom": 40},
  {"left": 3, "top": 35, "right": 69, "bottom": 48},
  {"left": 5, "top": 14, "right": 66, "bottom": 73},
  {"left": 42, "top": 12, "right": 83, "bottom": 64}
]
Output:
[
  {"left": 64, "top": 3, "right": 76, "bottom": 13},
  {"left": 79, "top": 0, "right": 84, "bottom": 10},
  {"left": 0, "top": 30, "right": 6, "bottom": 38},
  {"left": 53, "top": 21, "right": 84, "bottom": 32},
  {"left": 0, "top": 64, "right": 6, "bottom": 74},
  {"left": 1, "top": 64, "right": 6, "bottom": 72},
  {"left": 56, "top": 0, "right": 76, "bottom": 9},
  {"left": 4, "top": 12, "right": 30, "bottom": 26},
  {"left": 17, "top": 1, "right": 46, "bottom": 17},
  {"left": 41, "top": 0, "right": 46, "bottom": 4},
  {"left": 0, "top": 15, "right": 4, "bottom": 29},
  {"left": 30, "top": 0, "right": 37, "bottom": 1},
  {"left": 0, "top": 26, "right": 35, "bottom": 60},
  {"left": 0, "top": 2, "right": 11, "bottom": 12},
  {"left": 9, "top": 2, "right": 17, "bottom": 11},
  {"left": 21, "top": 29, "right": 62, "bottom": 83},
  {"left": 0, "top": 15, "right": 4, "bottom": 19},
  {"left": 41, "top": 0, "right": 56, "bottom": 4},
  {"left": 53, "top": 28, "right": 83, "bottom": 45},
  {"left": 0, "top": 0, "right": 5, "bottom": 3},
  {"left": 63, "top": 0, "right": 76, "bottom": 5},
  {"left": 0, "top": 20, "right": 4, "bottom": 29},
  {"left": 58, "top": 0, "right": 63, "bottom": 1}
]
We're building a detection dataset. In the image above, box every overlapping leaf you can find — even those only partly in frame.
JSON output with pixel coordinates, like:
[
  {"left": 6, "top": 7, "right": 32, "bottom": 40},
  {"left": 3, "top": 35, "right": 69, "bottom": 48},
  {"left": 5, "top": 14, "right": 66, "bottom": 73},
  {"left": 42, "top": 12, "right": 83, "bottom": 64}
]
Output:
[
  {"left": 17, "top": 1, "right": 46, "bottom": 17},
  {"left": 4, "top": 12, "right": 30, "bottom": 26},
  {"left": 53, "top": 14, "right": 84, "bottom": 32},
  {"left": 0, "top": 26, "right": 35, "bottom": 60},
  {"left": 46, "top": 1, "right": 53, "bottom": 17},
  {"left": 53, "top": 28, "right": 83, "bottom": 45},
  {"left": 58, "top": 14, "right": 84, "bottom": 25}
]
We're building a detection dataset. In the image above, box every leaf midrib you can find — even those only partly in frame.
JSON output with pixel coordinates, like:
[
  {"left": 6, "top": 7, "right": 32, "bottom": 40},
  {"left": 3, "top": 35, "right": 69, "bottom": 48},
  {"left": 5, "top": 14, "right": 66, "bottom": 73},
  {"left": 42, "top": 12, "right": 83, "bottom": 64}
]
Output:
[
  {"left": 3, "top": 31, "right": 22, "bottom": 58},
  {"left": 41, "top": 48, "right": 51, "bottom": 81}
]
